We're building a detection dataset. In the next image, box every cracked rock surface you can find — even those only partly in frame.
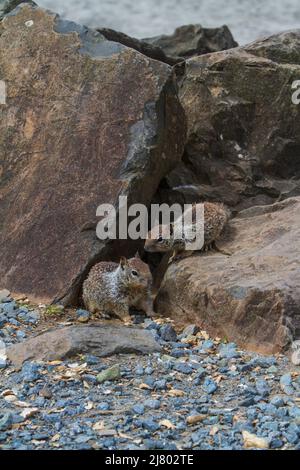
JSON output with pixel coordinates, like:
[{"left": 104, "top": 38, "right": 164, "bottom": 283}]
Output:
[{"left": 0, "top": 3, "right": 186, "bottom": 305}]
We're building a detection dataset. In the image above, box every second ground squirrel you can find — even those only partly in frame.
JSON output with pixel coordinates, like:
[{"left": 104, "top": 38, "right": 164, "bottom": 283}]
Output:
[
  {"left": 82, "top": 255, "right": 154, "bottom": 322},
  {"left": 144, "top": 202, "right": 231, "bottom": 262}
]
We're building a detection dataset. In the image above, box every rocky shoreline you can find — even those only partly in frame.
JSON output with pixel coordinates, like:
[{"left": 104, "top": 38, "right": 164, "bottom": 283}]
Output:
[
  {"left": 1, "top": 0, "right": 300, "bottom": 452},
  {"left": 1, "top": 1, "right": 300, "bottom": 352}
]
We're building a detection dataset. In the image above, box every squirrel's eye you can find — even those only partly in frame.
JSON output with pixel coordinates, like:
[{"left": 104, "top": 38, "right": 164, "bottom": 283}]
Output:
[
  {"left": 131, "top": 270, "right": 138, "bottom": 276},
  {"left": 157, "top": 236, "right": 163, "bottom": 242}
]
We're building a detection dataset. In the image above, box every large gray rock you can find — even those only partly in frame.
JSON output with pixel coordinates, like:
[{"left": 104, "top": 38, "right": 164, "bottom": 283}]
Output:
[
  {"left": 0, "top": 4, "right": 185, "bottom": 305},
  {"left": 155, "top": 197, "right": 300, "bottom": 354},
  {"left": 144, "top": 24, "right": 238, "bottom": 61},
  {"left": 7, "top": 324, "right": 162, "bottom": 368},
  {"left": 157, "top": 30, "right": 300, "bottom": 211}
]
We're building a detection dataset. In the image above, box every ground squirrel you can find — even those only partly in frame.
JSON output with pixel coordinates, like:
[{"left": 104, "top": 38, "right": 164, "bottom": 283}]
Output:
[
  {"left": 144, "top": 202, "right": 231, "bottom": 262},
  {"left": 82, "top": 255, "right": 154, "bottom": 322}
]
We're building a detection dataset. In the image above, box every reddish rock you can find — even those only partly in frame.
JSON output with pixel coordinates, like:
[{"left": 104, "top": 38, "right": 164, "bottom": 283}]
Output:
[
  {"left": 0, "top": 4, "right": 185, "bottom": 304},
  {"left": 155, "top": 197, "right": 300, "bottom": 354}
]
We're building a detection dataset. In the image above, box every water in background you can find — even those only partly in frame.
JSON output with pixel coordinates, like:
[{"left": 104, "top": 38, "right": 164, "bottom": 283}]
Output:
[{"left": 38, "top": 0, "right": 300, "bottom": 45}]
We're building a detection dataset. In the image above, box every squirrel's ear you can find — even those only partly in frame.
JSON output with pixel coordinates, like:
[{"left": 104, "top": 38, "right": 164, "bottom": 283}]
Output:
[
  {"left": 120, "top": 256, "right": 128, "bottom": 270},
  {"left": 170, "top": 223, "right": 174, "bottom": 236},
  {"left": 135, "top": 251, "right": 141, "bottom": 260}
]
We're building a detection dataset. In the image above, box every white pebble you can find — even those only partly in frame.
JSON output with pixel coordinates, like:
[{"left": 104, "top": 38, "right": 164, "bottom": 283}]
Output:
[{"left": 291, "top": 350, "right": 300, "bottom": 366}]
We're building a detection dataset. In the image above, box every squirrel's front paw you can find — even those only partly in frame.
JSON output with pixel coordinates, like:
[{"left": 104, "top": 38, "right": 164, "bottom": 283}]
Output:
[
  {"left": 122, "top": 315, "right": 132, "bottom": 324},
  {"left": 168, "top": 251, "right": 190, "bottom": 264},
  {"left": 168, "top": 253, "right": 180, "bottom": 264}
]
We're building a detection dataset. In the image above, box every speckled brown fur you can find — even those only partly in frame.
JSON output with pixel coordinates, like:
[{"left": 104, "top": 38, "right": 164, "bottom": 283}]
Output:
[{"left": 82, "top": 256, "right": 153, "bottom": 322}]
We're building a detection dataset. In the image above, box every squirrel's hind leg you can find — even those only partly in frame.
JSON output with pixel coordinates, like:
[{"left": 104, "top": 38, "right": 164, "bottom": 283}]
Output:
[
  {"left": 114, "top": 304, "right": 132, "bottom": 323},
  {"left": 168, "top": 247, "right": 190, "bottom": 264},
  {"left": 84, "top": 301, "right": 100, "bottom": 316},
  {"left": 134, "top": 297, "right": 156, "bottom": 318}
]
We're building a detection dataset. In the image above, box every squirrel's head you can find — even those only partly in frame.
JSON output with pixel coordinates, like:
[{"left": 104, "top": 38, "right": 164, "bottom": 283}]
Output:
[
  {"left": 144, "top": 224, "right": 173, "bottom": 253},
  {"left": 118, "top": 256, "right": 151, "bottom": 289}
]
